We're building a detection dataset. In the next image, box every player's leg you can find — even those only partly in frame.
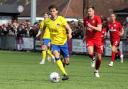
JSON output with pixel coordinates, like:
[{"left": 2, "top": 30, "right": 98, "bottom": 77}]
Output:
[
  {"left": 95, "top": 53, "right": 102, "bottom": 78},
  {"left": 51, "top": 44, "right": 69, "bottom": 80},
  {"left": 108, "top": 41, "right": 119, "bottom": 66},
  {"left": 40, "top": 39, "right": 50, "bottom": 64},
  {"left": 47, "top": 42, "right": 55, "bottom": 62},
  {"left": 114, "top": 39, "right": 123, "bottom": 63},
  {"left": 108, "top": 45, "right": 117, "bottom": 66},
  {"left": 59, "top": 51, "right": 65, "bottom": 67},
  {"left": 40, "top": 44, "right": 47, "bottom": 64},
  {"left": 94, "top": 41, "right": 103, "bottom": 78},
  {"left": 59, "top": 45, "right": 70, "bottom": 80},
  {"left": 63, "top": 57, "right": 70, "bottom": 67},
  {"left": 87, "top": 46, "right": 95, "bottom": 67},
  {"left": 87, "top": 46, "right": 94, "bottom": 59},
  {"left": 116, "top": 48, "right": 123, "bottom": 63},
  {"left": 60, "top": 42, "right": 70, "bottom": 67},
  {"left": 86, "top": 40, "right": 95, "bottom": 67}
]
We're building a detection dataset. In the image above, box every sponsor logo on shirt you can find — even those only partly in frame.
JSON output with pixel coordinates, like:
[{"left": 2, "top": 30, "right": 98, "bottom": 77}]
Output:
[
  {"left": 92, "top": 20, "right": 95, "bottom": 24},
  {"left": 109, "top": 29, "right": 116, "bottom": 31}
]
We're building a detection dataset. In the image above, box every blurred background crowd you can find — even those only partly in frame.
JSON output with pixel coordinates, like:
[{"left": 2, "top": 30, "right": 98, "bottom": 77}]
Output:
[{"left": 0, "top": 18, "right": 128, "bottom": 40}]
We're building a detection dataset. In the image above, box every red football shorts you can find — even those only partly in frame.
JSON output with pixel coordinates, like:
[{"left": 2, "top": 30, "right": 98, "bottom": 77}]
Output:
[{"left": 86, "top": 39, "right": 103, "bottom": 54}]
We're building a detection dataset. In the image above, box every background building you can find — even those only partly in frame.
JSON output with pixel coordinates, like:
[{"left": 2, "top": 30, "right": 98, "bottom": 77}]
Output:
[{"left": 0, "top": 0, "right": 128, "bottom": 18}]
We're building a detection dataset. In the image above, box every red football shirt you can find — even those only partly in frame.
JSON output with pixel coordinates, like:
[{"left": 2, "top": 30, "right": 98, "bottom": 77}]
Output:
[
  {"left": 108, "top": 21, "right": 123, "bottom": 40},
  {"left": 83, "top": 15, "right": 102, "bottom": 40},
  {"left": 101, "top": 28, "right": 106, "bottom": 38}
]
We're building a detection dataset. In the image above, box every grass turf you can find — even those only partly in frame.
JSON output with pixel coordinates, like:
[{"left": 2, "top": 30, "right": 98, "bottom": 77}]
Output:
[{"left": 0, "top": 50, "right": 128, "bottom": 89}]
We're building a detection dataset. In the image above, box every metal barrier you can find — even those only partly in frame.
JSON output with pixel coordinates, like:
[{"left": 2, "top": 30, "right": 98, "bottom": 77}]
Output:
[
  {"left": 0, "top": 36, "right": 127, "bottom": 57},
  {"left": 72, "top": 38, "right": 128, "bottom": 57},
  {"left": 0, "top": 36, "right": 34, "bottom": 50},
  {"left": 0, "top": 35, "right": 16, "bottom": 50},
  {"left": 122, "top": 39, "right": 128, "bottom": 57}
]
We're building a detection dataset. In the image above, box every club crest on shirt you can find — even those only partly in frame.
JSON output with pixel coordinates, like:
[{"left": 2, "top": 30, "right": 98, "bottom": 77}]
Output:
[{"left": 56, "top": 24, "right": 60, "bottom": 27}]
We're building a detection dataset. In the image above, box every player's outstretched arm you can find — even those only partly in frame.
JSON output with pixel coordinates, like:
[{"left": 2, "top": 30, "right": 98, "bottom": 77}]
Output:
[
  {"left": 87, "top": 23, "right": 102, "bottom": 31},
  {"left": 120, "top": 28, "right": 124, "bottom": 36},
  {"left": 36, "top": 30, "right": 42, "bottom": 38},
  {"left": 65, "top": 24, "right": 72, "bottom": 39},
  {"left": 36, "top": 26, "right": 46, "bottom": 38}
]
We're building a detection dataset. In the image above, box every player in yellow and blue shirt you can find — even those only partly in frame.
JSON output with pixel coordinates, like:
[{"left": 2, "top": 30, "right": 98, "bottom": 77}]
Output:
[
  {"left": 36, "top": 12, "right": 55, "bottom": 64},
  {"left": 41, "top": 5, "right": 72, "bottom": 80}
]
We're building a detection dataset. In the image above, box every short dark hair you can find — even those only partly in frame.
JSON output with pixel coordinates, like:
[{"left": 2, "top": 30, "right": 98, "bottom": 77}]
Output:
[
  {"left": 87, "top": 6, "right": 95, "bottom": 10},
  {"left": 43, "top": 12, "right": 49, "bottom": 15},
  {"left": 48, "top": 5, "right": 58, "bottom": 11},
  {"left": 44, "top": 12, "right": 48, "bottom": 14}
]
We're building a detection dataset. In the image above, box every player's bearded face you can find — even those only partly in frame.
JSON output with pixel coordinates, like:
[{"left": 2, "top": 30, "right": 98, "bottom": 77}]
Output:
[
  {"left": 50, "top": 8, "right": 58, "bottom": 17},
  {"left": 87, "top": 8, "right": 94, "bottom": 17}
]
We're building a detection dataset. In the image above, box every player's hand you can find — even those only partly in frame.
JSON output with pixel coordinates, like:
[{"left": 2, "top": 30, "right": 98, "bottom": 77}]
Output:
[
  {"left": 68, "top": 34, "right": 72, "bottom": 39},
  {"left": 86, "top": 23, "right": 93, "bottom": 31},
  {"left": 36, "top": 34, "right": 39, "bottom": 38},
  {"left": 119, "top": 32, "right": 123, "bottom": 36},
  {"left": 35, "top": 35, "right": 40, "bottom": 40},
  {"left": 87, "top": 27, "right": 93, "bottom": 31},
  {"left": 87, "top": 23, "right": 93, "bottom": 29}
]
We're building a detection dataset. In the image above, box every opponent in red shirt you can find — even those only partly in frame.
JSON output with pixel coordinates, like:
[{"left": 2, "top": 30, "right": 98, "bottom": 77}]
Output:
[
  {"left": 108, "top": 13, "right": 124, "bottom": 67},
  {"left": 83, "top": 7, "right": 103, "bottom": 78},
  {"left": 101, "top": 17, "right": 108, "bottom": 46}
]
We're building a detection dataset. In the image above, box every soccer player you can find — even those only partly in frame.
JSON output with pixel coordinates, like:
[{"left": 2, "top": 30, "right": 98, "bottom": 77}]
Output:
[
  {"left": 83, "top": 6, "right": 103, "bottom": 77},
  {"left": 101, "top": 17, "right": 108, "bottom": 47},
  {"left": 108, "top": 13, "right": 124, "bottom": 67},
  {"left": 36, "top": 12, "right": 55, "bottom": 64},
  {"left": 40, "top": 5, "right": 72, "bottom": 80}
]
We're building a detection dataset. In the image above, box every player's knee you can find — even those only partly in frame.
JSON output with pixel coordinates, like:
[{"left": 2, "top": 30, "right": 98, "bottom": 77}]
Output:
[
  {"left": 41, "top": 45, "right": 47, "bottom": 51},
  {"left": 53, "top": 51, "right": 60, "bottom": 58},
  {"left": 112, "top": 46, "right": 117, "bottom": 52},
  {"left": 97, "top": 55, "right": 102, "bottom": 61},
  {"left": 47, "top": 43, "right": 51, "bottom": 47},
  {"left": 88, "top": 50, "right": 94, "bottom": 55},
  {"left": 88, "top": 53, "right": 94, "bottom": 58},
  {"left": 64, "top": 58, "right": 69, "bottom": 64},
  {"left": 87, "top": 46, "right": 93, "bottom": 54},
  {"left": 42, "top": 47, "right": 47, "bottom": 51}
]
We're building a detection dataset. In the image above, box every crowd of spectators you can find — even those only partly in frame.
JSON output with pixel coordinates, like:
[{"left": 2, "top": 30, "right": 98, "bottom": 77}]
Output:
[
  {"left": 0, "top": 19, "right": 85, "bottom": 39},
  {"left": 68, "top": 20, "right": 84, "bottom": 39},
  {"left": 0, "top": 20, "right": 39, "bottom": 38},
  {"left": 0, "top": 18, "right": 128, "bottom": 40}
]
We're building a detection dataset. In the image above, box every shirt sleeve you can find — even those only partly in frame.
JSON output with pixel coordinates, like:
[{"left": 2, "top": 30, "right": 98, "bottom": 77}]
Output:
[
  {"left": 61, "top": 16, "right": 67, "bottom": 26},
  {"left": 96, "top": 16, "right": 102, "bottom": 26},
  {"left": 39, "top": 20, "right": 44, "bottom": 31}
]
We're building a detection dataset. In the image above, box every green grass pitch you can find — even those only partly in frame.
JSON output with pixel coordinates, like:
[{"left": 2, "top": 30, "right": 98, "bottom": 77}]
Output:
[{"left": 0, "top": 50, "right": 128, "bottom": 89}]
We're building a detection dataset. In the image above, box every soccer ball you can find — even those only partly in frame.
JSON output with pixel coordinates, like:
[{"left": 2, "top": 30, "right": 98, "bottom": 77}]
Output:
[{"left": 49, "top": 72, "right": 60, "bottom": 83}]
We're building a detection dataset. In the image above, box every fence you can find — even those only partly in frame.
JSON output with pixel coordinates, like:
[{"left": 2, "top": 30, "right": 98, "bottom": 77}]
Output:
[
  {"left": 0, "top": 35, "right": 16, "bottom": 50},
  {"left": 72, "top": 39, "right": 128, "bottom": 57},
  {"left": 0, "top": 36, "right": 128, "bottom": 57},
  {"left": 0, "top": 36, "right": 34, "bottom": 50}
]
